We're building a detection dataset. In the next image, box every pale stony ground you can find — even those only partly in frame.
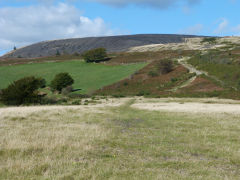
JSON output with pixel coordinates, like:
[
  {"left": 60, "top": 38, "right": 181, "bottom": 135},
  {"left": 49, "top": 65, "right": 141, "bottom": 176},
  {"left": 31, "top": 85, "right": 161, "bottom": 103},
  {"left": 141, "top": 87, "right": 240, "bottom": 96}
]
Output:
[
  {"left": 132, "top": 101, "right": 240, "bottom": 114},
  {"left": 131, "top": 97, "right": 240, "bottom": 114},
  {"left": 1, "top": 97, "right": 240, "bottom": 116},
  {"left": 129, "top": 36, "right": 240, "bottom": 52}
]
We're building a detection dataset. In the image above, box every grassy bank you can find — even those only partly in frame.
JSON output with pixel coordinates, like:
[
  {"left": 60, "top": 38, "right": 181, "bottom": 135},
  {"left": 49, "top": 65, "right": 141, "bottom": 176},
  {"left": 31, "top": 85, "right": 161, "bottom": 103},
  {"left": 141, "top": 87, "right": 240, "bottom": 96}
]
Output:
[
  {"left": 188, "top": 50, "right": 240, "bottom": 89},
  {"left": 0, "top": 60, "right": 146, "bottom": 93}
]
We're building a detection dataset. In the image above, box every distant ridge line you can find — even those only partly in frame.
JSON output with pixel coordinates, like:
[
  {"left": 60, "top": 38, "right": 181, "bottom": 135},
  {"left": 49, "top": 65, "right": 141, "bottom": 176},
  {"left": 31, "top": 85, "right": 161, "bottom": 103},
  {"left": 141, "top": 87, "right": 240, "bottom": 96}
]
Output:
[{"left": 2, "top": 34, "right": 207, "bottom": 58}]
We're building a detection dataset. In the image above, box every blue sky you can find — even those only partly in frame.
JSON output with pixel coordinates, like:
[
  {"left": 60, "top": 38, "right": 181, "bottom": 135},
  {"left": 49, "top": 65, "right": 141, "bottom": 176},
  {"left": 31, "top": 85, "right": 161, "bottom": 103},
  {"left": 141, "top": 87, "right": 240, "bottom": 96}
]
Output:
[{"left": 0, "top": 0, "right": 239, "bottom": 55}]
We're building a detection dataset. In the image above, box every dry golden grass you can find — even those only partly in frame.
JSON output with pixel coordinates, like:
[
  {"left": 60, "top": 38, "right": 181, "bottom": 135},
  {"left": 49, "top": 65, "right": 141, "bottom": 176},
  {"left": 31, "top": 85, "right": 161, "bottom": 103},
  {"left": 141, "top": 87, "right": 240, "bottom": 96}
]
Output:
[
  {"left": 0, "top": 107, "right": 109, "bottom": 179},
  {"left": 1, "top": 98, "right": 240, "bottom": 179}
]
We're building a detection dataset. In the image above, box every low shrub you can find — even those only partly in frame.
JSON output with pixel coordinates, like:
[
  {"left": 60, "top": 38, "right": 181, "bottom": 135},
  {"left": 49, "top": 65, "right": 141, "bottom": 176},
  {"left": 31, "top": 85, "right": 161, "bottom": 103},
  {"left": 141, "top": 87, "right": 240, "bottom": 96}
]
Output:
[
  {"left": 82, "top": 48, "right": 108, "bottom": 63},
  {"left": 61, "top": 86, "right": 73, "bottom": 95},
  {"left": 148, "top": 70, "right": 158, "bottom": 77},
  {"left": 201, "top": 37, "right": 217, "bottom": 44},
  {"left": 0, "top": 76, "right": 45, "bottom": 105},
  {"left": 112, "top": 94, "right": 125, "bottom": 98},
  {"left": 156, "top": 59, "right": 174, "bottom": 74},
  {"left": 136, "top": 90, "right": 145, "bottom": 96},
  {"left": 171, "top": 78, "right": 178, "bottom": 82},
  {"left": 68, "top": 94, "right": 90, "bottom": 98},
  {"left": 51, "top": 73, "right": 74, "bottom": 92},
  {"left": 72, "top": 100, "right": 81, "bottom": 105},
  {"left": 38, "top": 78, "right": 46, "bottom": 88}
]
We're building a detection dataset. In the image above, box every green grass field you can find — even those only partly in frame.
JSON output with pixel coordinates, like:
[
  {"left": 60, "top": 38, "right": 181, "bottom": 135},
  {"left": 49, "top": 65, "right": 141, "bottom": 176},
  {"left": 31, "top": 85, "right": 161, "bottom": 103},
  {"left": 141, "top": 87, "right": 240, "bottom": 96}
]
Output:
[
  {"left": 0, "top": 60, "right": 146, "bottom": 93},
  {"left": 1, "top": 99, "right": 240, "bottom": 179}
]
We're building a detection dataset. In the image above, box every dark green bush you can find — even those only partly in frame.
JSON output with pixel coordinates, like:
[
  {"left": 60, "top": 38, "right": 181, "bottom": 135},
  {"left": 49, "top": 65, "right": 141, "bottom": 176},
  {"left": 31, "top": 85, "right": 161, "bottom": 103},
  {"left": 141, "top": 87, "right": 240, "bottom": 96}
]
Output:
[
  {"left": 51, "top": 73, "right": 74, "bottom": 92},
  {"left": 82, "top": 48, "right": 108, "bottom": 63},
  {"left": 0, "top": 76, "right": 45, "bottom": 105},
  {"left": 112, "top": 94, "right": 125, "bottom": 98},
  {"left": 201, "top": 37, "right": 217, "bottom": 44},
  {"left": 171, "top": 78, "right": 178, "bottom": 82},
  {"left": 136, "top": 90, "right": 145, "bottom": 96},
  {"left": 38, "top": 77, "right": 46, "bottom": 88},
  {"left": 40, "top": 97, "right": 58, "bottom": 105},
  {"left": 156, "top": 59, "right": 174, "bottom": 74},
  {"left": 72, "top": 100, "right": 81, "bottom": 105},
  {"left": 148, "top": 70, "right": 158, "bottom": 77},
  {"left": 56, "top": 50, "right": 61, "bottom": 56}
]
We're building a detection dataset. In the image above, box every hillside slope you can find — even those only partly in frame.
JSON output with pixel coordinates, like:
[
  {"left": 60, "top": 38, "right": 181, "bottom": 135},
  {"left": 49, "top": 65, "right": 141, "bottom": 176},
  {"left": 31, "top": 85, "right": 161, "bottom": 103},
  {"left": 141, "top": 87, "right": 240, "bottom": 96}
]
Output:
[{"left": 2, "top": 34, "right": 202, "bottom": 58}]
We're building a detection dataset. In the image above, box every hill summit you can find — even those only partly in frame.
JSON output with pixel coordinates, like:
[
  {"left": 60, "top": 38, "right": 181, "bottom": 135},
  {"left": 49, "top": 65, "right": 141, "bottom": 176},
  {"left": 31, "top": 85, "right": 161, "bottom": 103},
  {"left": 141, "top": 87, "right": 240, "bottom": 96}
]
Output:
[{"left": 3, "top": 34, "right": 203, "bottom": 58}]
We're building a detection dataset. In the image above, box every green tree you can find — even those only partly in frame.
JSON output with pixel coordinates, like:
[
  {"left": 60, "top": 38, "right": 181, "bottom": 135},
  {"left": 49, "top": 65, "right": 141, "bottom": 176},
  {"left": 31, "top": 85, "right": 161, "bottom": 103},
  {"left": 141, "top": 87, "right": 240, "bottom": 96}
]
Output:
[
  {"left": 50, "top": 73, "right": 74, "bottom": 92},
  {"left": 56, "top": 50, "right": 61, "bottom": 56},
  {"left": 82, "top": 48, "right": 108, "bottom": 63},
  {"left": 0, "top": 76, "right": 45, "bottom": 105}
]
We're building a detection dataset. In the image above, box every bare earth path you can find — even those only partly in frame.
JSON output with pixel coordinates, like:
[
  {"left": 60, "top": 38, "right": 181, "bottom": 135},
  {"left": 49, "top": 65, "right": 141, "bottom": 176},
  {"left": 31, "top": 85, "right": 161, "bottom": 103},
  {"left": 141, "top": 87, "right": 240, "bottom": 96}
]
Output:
[
  {"left": 170, "top": 57, "right": 204, "bottom": 92},
  {"left": 171, "top": 57, "right": 226, "bottom": 92}
]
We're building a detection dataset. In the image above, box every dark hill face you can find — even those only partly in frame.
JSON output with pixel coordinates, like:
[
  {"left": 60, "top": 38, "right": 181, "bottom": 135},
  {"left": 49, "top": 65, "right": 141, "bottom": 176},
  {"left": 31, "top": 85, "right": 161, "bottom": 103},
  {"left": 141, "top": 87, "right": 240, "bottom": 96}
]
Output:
[{"left": 3, "top": 34, "right": 203, "bottom": 58}]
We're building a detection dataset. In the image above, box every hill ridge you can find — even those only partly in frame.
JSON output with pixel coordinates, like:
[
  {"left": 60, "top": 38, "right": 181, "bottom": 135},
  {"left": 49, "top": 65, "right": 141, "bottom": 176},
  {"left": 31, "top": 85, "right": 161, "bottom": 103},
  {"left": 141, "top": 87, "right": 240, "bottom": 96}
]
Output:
[{"left": 2, "top": 34, "right": 204, "bottom": 58}]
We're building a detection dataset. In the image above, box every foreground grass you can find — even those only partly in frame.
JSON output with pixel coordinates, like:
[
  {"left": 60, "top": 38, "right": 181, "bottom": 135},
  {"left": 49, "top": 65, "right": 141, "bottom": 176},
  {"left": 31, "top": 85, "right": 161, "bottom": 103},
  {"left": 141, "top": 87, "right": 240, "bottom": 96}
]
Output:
[
  {"left": 0, "top": 101, "right": 240, "bottom": 179},
  {"left": 0, "top": 60, "right": 146, "bottom": 93}
]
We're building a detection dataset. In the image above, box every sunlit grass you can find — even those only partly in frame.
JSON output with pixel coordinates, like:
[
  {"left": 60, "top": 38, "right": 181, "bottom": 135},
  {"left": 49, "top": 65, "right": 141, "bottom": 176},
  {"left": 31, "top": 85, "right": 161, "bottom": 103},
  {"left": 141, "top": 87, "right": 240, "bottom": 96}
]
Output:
[
  {"left": 0, "top": 100, "right": 240, "bottom": 179},
  {"left": 0, "top": 60, "right": 146, "bottom": 93}
]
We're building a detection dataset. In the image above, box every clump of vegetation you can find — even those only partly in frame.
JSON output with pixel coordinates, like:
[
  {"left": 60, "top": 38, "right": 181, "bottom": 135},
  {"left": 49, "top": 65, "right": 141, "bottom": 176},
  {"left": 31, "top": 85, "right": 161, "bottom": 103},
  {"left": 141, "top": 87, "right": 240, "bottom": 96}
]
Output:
[
  {"left": 171, "top": 78, "right": 178, "bottom": 82},
  {"left": 82, "top": 48, "right": 108, "bottom": 63},
  {"left": 201, "top": 37, "right": 217, "bottom": 44},
  {"left": 156, "top": 59, "right": 174, "bottom": 74},
  {"left": 148, "top": 70, "right": 158, "bottom": 77},
  {"left": 38, "top": 78, "right": 46, "bottom": 88},
  {"left": 50, "top": 73, "right": 74, "bottom": 92},
  {"left": 61, "top": 86, "right": 73, "bottom": 95},
  {"left": 56, "top": 50, "right": 61, "bottom": 56},
  {"left": 0, "top": 76, "right": 45, "bottom": 105},
  {"left": 71, "top": 99, "right": 81, "bottom": 105}
]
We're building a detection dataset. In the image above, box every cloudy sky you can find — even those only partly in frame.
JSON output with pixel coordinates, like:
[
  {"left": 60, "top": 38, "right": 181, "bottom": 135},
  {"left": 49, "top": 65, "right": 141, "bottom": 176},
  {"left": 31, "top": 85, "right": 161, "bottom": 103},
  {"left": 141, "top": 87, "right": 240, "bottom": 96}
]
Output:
[{"left": 0, "top": 0, "right": 239, "bottom": 55}]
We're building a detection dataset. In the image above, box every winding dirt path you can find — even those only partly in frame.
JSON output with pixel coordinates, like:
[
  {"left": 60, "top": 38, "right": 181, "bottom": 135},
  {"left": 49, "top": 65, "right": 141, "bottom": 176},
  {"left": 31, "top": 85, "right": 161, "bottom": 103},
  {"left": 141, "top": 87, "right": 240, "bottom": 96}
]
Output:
[{"left": 171, "top": 57, "right": 227, "bottom": 92}]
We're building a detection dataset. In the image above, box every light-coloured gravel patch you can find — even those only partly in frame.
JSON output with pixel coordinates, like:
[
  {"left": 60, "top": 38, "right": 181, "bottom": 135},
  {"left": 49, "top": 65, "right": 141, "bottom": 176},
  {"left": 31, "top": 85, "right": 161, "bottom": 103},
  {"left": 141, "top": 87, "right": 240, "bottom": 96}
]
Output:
[{"left": 131, "top": 102, "right": 240, "bottom": 114}]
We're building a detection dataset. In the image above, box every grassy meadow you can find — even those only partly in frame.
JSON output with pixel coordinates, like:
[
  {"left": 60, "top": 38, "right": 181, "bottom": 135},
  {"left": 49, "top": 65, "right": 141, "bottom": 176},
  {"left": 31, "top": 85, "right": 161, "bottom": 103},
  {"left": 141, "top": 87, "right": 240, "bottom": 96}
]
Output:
[
  {"left": 0, "top": 60, "right": 146, "bottom": 93},
  {"left": 0, "top": 99, "right": 240, "bottom": 179}
]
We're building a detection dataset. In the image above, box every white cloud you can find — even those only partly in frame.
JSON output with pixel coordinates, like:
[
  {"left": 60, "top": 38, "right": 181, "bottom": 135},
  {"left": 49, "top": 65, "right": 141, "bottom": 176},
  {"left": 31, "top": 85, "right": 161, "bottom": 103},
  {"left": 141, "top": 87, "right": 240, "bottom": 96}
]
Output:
[
  {"left": 86, "top": 0, "right": 200, "bottom": 9},
  {"left": 214, "top": 18, "right": 229, "bottom": 34},
  {"left": 0, "top": 3, "right": 114, "bottom": 51},
  {"left": 179, "top": 24, "right": 203, "bottom": 35}
]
